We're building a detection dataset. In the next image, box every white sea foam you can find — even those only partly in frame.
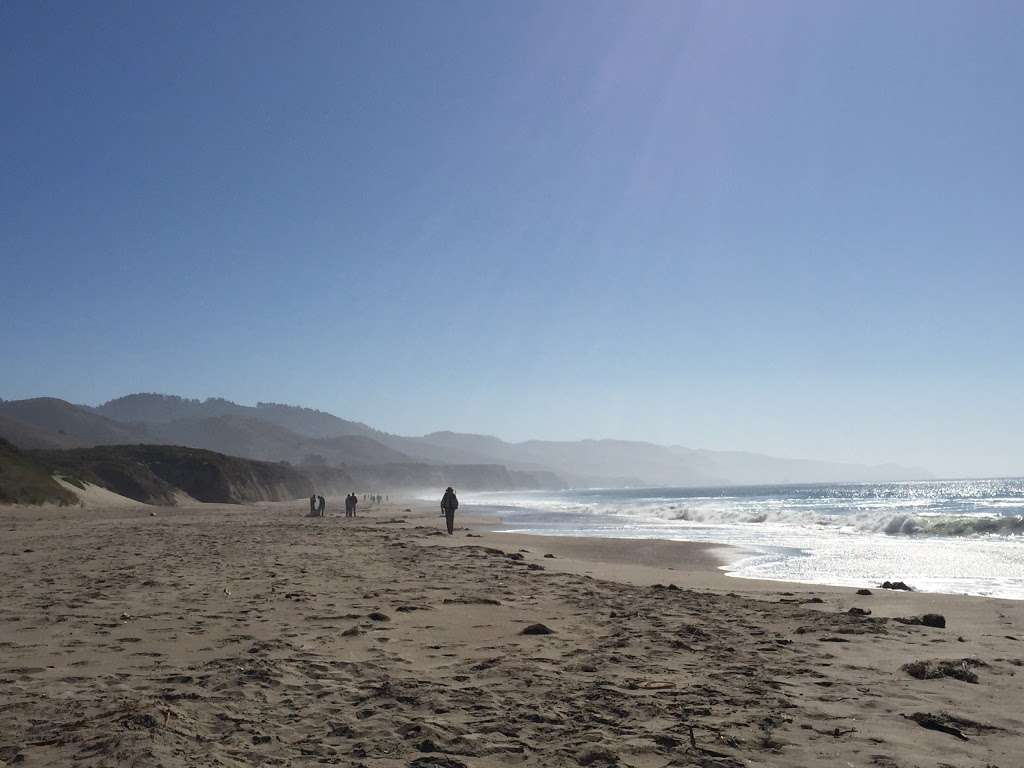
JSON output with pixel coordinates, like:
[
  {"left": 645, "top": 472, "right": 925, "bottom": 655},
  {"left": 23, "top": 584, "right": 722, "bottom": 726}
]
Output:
[{"left": 463, "top": 479, "right": 1024, "bottom": 598}]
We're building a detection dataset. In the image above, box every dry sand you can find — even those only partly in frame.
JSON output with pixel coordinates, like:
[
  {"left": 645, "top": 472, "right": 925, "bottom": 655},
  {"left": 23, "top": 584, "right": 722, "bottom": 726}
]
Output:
[{"left": 1, "top": 497, "right": 1022, "bottom": 767}]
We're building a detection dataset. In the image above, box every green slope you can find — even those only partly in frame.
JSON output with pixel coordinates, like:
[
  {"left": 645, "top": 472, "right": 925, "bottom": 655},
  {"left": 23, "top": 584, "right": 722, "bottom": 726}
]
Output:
[
  {"left": 31, "top": 444, "right": 322, "bottom": 505},
  {"left": 0, "top": 438, "right": 80, "bottom": 506}
]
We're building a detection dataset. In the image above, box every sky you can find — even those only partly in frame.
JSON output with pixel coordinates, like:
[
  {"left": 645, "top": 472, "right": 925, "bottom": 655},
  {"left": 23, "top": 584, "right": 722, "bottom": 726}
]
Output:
[{"left": 1, "top": 1, "right": 1022, "bottom": 477}]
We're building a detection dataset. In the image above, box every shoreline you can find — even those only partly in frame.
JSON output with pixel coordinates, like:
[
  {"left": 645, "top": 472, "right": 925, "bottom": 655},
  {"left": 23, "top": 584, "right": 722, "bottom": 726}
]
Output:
[
  {"left": 461, "top": 500, "right": 1024, "bottom": 601},
  {"left": 435, "top": 509, "right": 1024, "bottom": 635}
]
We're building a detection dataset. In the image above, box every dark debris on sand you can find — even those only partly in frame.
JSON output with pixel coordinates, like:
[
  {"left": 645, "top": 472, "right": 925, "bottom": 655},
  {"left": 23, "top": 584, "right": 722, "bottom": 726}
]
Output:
[
  {"left": 521, "top": 623, "right": 555, "bottom": 635},
  {"left": 408, "top": 757, "right": 470, "bottom": 768},
  {"left": 879, "top": 580, "right": 914, "bottom": 591},
  {"left": 902, "top": 711, "right": 1004, "bottom": 742},
  {"left": 895, "top": 613, "right": 946, "bottom": 628},
  {"left": 903, "top": 658, "right": 985, "bottom": 684}
]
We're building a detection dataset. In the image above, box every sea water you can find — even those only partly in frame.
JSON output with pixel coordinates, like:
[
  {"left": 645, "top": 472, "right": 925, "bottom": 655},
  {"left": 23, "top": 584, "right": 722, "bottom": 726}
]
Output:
[{"left": 459, "top": 479, "right": 1024, "bottom": 599}]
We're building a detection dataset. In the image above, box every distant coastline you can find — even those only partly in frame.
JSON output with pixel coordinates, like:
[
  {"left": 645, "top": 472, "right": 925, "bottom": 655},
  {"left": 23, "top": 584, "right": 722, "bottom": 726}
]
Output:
[{"left": 0, "top": 393, "right": 931, "bottom": 500}]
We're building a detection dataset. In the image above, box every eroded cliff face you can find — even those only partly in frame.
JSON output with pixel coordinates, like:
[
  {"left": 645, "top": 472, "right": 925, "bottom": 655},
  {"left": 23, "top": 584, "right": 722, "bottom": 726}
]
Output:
[
  {"left": 27, "top": 445, "right": 318, "bottom": 505},
  {"left": 151, "top": 452, "right": 310, "bottom": 504},
  {"left": 218, "top": 465, "right": 351, "bottom": 503}
]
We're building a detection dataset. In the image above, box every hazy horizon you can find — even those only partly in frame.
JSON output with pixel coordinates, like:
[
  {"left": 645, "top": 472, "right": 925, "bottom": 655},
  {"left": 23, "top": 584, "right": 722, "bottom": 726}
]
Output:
[
  {"left": 4, "top": 388, "right": 1016, "bottom": 480},
  {"left": 3, "top": 2, "right": 1022, "bottom": 479}
]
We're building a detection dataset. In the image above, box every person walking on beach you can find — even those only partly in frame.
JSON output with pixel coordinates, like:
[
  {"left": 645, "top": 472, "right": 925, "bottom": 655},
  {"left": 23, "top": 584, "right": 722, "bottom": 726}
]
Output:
[
  {"left": 440, "top": 486, "right": 458, "bottom": 535},
  {"left": 317, "top": 495, "right": 326, "bottom": 517},
  {"left": 350, "top": 492, "right": 358, "bottom": 517},
  {"left": 310, "top": 494, "right": 317, "bottom": 515}
]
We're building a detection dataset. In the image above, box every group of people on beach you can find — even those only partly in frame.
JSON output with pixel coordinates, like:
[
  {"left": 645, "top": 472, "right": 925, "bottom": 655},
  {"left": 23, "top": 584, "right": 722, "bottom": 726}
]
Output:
[
  {"left": 306, "top": 487, "right": 459, "bottom": 533},
  {"left": 308, "top": 493, "right": 358, "bottom": 516},
  {"left": 343, "top": 493, "right": 359, "bottom": 517}
]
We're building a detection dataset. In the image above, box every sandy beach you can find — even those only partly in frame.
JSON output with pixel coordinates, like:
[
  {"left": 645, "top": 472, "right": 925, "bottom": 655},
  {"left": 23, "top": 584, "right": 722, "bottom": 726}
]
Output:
[{"left": 1, "top": 497, "right": 1022, "bottom": 767}]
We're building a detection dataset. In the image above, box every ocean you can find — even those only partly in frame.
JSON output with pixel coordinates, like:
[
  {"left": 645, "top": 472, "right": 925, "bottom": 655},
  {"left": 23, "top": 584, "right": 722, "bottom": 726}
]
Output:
[{"left": 460, "top": 479, "right": 1024, "bottom": 599}]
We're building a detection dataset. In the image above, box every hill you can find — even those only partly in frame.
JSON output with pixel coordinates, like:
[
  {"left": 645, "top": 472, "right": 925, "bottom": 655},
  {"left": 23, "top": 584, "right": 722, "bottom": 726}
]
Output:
[
  {"left": 421, "top": 435, "right": 931, "bottom": 487},
  {"left": 3, "top": 393, "right": 931, "bottom": 487},
  {"left": 512, "top": 438, "right": 725, "bottom": 486},
  {"left": 95, "top": 394, "right": 383, "bottom": 439},
  {"left": 90, "top": 394, "right": 252, "bottom": 424},
  {"left": 0, "top": 413, "right": 86, "bottom": 450},
  {"left": 0, "top": 398, "right": 147, "bottom": 445},
  {"left": 94, "top": 395, "right": 536, "bottom": 468},
  {"left": 253, "top": 402, "right": 384, "bottom": 440},
  {"left": 0, "top": 401, "right": 565, "bottom": 493},
  {"left": 406, "top": 433, "right": 931, "bottom": 486},
  {"left": 27, "top": 444, "right": 346, "bottom": 505},
  {"left": 0, "top": 400, "right": 416, "bottom": 470},
  {"left": 0, "top": 438, "right": 79, "bottom": 506},
  {"left": 1, "top": 440, "right": 556, "bottom": 505},
  {"left": 148, "top": 415, "right": 415, "bottom": 466}
]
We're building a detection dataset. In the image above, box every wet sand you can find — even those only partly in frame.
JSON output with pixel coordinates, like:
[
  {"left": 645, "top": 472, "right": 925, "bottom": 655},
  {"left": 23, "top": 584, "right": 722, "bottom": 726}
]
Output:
[{"left": 1, "top": 498, "right": 1022, "bottom": 766}]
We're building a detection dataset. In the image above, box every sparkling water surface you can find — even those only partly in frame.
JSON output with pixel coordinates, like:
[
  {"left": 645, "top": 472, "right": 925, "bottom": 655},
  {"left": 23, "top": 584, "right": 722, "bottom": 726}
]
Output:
[{"left": 456, "top": 479, "right": 1024, "bottom": 599}]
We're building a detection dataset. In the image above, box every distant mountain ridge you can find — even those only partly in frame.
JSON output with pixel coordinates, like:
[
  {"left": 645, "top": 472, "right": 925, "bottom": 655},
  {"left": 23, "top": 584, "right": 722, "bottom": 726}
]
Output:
[
  {"left": 2, "top": 398, "right": 147, "bottom": 445},
  {"left": 0, "top": 393, "right": 931, "bottom": 489},
  {"left": 0, "top": 396, "right": 564, "bottom": 492},
  {"left": 94, "top": 394, "right": 384, "bottom": 439},
  {"left": 387, "top": 431, "right": 931, "bottom": 486}
]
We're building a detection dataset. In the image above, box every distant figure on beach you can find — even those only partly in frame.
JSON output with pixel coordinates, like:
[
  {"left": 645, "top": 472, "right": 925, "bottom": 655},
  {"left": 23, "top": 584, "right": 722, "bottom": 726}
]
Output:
[
  {"left": 317, "top": 495, "right": 326, "bottom": 517},
  {"left": 309, "top": 494, "right": 317, "bottom": 515},
  {"left": 351, "top": 493, "right": 358, "bottom": 517},
  {"left": 345, "top": 492, "right": 358, "bottom": 517},
  {"left": 440, "top": 486, "right": 458, "bottom": 535}
]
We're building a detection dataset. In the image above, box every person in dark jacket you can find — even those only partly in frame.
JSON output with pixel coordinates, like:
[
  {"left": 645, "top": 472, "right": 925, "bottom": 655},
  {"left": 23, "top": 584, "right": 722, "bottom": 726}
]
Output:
[
  {"left": 440, "top": 487, "right": 458, "bottom": 535},
  {"left": 310, "top": 494, "right": 317, "bottom": 516}
]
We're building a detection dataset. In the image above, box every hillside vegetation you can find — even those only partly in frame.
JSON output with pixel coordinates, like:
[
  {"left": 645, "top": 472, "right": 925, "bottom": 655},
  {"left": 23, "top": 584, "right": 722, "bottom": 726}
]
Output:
[
  {"left": 0, "top": 439, "right": 79, "bottom": 506},
  {"left": 0, "top": 398, "right": 147, "bottom": 445},
  {"left": 29, "top": 445, "right": 328, "bottom": 505}
]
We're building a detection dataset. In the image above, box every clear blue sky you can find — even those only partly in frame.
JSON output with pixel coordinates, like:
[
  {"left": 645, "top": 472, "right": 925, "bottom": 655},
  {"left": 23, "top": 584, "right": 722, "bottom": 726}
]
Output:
[{"left": 2, "top": 1, "right": 1022, "bottom": 477}]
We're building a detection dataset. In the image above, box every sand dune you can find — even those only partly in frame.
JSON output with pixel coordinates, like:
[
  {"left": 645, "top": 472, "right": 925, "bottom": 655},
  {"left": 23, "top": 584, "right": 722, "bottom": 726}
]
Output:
[
  {"left": 0, "top": 500, "right": 1021, "bottom": 766},
  {"left": 54, "top": 478, "right": 157, "bottom": 508}
]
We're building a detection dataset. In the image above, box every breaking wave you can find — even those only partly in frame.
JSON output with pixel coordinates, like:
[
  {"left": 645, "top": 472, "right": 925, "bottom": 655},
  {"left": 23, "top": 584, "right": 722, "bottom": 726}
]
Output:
[
  {"left": 875, "top": 513, "right": 1022, "bottom": 536},
  {"left": 469, "top": 478, "right": 1024, "bottom": 539},
  {"left": 469, "top": 479, "right": 1024, "bottom": 599}
]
